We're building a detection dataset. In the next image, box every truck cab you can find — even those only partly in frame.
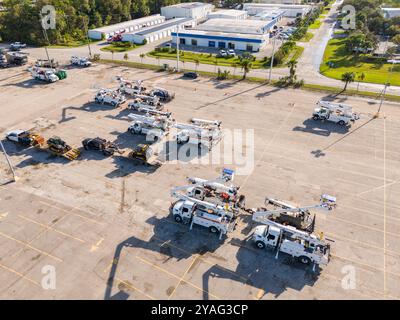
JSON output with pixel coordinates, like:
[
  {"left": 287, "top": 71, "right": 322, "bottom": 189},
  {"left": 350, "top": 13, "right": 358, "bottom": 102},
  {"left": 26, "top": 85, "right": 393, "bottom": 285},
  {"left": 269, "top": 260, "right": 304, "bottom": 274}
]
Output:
[
  {"left": 252, "top": 225, "right": 281, "bottom": 248},
  {"left": 172, "top": 200, "right": 195, "bottom": 224}
]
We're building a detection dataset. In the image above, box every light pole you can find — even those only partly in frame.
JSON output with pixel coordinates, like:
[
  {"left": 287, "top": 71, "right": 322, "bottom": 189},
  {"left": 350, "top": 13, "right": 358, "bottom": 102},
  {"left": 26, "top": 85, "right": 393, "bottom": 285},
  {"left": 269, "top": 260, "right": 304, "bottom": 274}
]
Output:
[
  {"left": 268, "top": 35, "right": 277, "bottom": 83},
  {"left": 176, "top": 25, "right": 180, "bottom": 72},
  {"left": 0, "top": 140, "right": 17, "bottom": 182}
]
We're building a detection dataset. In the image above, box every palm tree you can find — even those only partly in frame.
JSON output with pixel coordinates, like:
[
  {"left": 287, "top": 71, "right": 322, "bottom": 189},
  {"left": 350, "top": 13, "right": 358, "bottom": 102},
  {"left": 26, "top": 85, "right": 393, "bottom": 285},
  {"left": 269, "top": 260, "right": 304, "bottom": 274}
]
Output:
[
  {"left": 194, "top": 58, "right": 200, "bottom": 72},
  {"left": 356, "top": 72, "right": 365, "bottom": 91},
  {"left": 110, "top": 49, "right": 115, "bottom": 61},
  {"left": 140, "top": 53, "right": 145, "bottom": 64},
  {"left": 287, "top": 59, "right": 298, "bottom": 83},
  {"left": 239, "top": 59, "right": 252, "bottom": 79},
  {"left": 123, "top": 53, "right": 128, "bottom": 61},
  {"left": 341, "top": 72, "right": 355, "bottom": 91}
]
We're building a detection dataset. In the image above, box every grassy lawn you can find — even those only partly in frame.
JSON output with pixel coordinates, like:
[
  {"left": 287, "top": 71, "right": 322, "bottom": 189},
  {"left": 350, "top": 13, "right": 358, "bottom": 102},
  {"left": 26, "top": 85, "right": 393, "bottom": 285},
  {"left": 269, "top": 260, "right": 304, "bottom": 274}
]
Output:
[
  {"left": 289, "top": 46, "right": 304, "bottom": 62},
  {"left": 299, "top": 32, "right": 314, "bottom": 42},
  {"left": 147, "top": 49, "right": 270, "bottom": 69},
  {"left": 320, "top": 38, "right": 400, "bottom": 86},
  {"left": 100, "top": 42, "right": 143, "bottom": 52},
  {"left": 48, "top": 39, "right": 100, "bottom": 48},
  {"left": 309, "top": 19, "right": 322, "bottom": 29}
]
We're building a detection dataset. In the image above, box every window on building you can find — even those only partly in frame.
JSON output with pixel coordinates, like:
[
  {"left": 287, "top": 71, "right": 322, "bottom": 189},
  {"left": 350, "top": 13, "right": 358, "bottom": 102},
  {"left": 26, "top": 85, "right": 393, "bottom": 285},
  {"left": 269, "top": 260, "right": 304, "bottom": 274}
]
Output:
[
  {"left": 191, "top": 39, "right": 197, "bottom": 46},
  {"left": 228, "top": 42, "right": 235, "bottom": 49},
  {"left": 208, "top": 41, "right": 216, "bottom": 47},
  {"left": 246, "top": 44, "right": 253, "bottom": 52},
  {"left": 218, "top": 42, "right": 226, "bottom": 49},
  {"left": 180, "top": 38, "right": 186, "bottom": 45}
]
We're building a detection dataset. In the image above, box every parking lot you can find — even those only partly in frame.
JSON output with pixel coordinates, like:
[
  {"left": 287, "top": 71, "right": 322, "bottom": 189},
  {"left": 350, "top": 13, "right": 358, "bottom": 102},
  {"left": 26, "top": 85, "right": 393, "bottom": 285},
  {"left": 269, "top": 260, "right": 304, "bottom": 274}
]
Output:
[{"left": 0, "top": 63, "right": 399, "bottom": 299}]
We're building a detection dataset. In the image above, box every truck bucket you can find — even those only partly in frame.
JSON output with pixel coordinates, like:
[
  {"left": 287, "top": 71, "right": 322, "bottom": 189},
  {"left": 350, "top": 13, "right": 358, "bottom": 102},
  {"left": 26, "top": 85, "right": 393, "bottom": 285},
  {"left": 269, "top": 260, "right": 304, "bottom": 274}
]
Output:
[{"left": 320, "top": 194, "right": 336, "bottom": 210}]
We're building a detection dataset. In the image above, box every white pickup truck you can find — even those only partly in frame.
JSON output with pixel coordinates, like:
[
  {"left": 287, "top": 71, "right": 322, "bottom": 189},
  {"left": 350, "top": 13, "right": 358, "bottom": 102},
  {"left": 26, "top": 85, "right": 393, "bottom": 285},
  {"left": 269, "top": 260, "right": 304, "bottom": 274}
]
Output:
[
  {"left": 127, "top": 98, "right": 164, "bottom": 111},
  {"left": 71, "top": 56, "right": 91, "bottom": 67}
]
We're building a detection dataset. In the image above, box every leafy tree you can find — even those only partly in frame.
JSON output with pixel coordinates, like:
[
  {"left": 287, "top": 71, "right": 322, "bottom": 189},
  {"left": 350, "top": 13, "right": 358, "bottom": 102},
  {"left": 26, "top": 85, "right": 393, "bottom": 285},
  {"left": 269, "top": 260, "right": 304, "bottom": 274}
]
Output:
[
  {"left": 239, "top": 59, "right": 252, "bottom": 79},
  {"left": 287, "top": 60, "right": 298, "bottom": 84},
  {"left": 341, "top": 72, "right": 355, "bottom": 91}
]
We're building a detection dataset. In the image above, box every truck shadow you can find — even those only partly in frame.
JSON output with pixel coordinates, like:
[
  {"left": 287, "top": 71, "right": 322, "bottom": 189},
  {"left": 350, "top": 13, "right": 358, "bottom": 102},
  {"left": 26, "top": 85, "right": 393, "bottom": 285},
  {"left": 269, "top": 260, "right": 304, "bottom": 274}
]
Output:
[
  {"left": 202, "top": 237, "right": 320, "bottom": 299},
  {"left": 293, "top": 118, "right": 350, "bottom": 136},
  {"left": 104, "top": 215, "right": 223, "bottom": 300},
  {"left": 59, "top": 102, "right": 122, "bottom": 123},
  {"left": 105, "top": 155, "right": 159, "bottom": 178}
]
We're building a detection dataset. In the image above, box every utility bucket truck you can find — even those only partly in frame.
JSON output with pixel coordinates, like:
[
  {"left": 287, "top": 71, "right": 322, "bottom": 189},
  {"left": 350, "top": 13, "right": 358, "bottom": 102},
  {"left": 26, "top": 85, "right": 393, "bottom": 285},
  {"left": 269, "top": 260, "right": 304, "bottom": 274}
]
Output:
[
  {"left": 170, "top": 169, "right": 238, "bottom": 239},
  {"left": 174, "top": 118, "right": 223, "bottom": 150},
  {"left": 117, "top": 77, "right": 146, "bottom": 95},
  {"left": 127, "top": 98, "right": 164, "bottom": 111},
  {"left": 252, "top": 194, "right": 336, "bottom": 268},
  {"left": 94, "top": 89, "right": 126, "bottom": 107},
  {"left": 30, "top": 67, "right": 66, "bottom": 83},
  {"left": 251, "top": 194, "right": 336, "bottom": 232},
  {"left": 71, "top": 56, "right": 91, "bottom": 67},
  {"left": 127, "top": 113, "right": 173, "bottom": 142},
  {"left": 312, "top": 100, "right": 360, "bottom": 126},
  {"left": 252, "top": 220, "right": 331, "bottom": 268}
]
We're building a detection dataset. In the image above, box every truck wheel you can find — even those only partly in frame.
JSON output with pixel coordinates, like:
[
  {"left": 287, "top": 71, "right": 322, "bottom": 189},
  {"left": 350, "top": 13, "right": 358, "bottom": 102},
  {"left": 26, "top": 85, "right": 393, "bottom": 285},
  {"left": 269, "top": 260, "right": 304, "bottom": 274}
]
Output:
[
  {"left": 312, "top": 115, "right": 319, "bottom": 121},
  {"left": 255, "top": 241, "right": 265, "bottom": 249},
  {"left": 338, "top": 120, "right": 345, "bottom": 126},
  {"left": 174, "top": 215, "right": 182, "bottom": 223},
  {"left": 298, "top": 256, "right": 311, "bottom": 265},
  {"left": 209, "top": 226, "right": 219, "bottom": 233},
  {"left": 83, "top": 144, "right": 89, "bottom": 150}
]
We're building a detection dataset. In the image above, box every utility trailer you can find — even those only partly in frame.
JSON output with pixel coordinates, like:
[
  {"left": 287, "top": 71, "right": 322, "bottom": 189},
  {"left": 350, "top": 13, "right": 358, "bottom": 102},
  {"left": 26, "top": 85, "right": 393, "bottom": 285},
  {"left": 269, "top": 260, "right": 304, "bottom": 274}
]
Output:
[
  {"left": 36, "top": 136, "right": 80, "bottom": 160},
  {"left": 312, "top": 100, "right": 360, "bottom": 126},
  {"left": 174, "top": 118, "right": 223, "bottom": 150},
  {"left": 127, "top": 113, "right": 173, "bottom": 142},
  {"left": 150, "top": 88, "right": 175, "bottom": 102},
  {"left": 252, "top": 219, "right": 331, "bottom": 269},
  {"left": 94, "top": 89, "right": 126, "bottom": 107}
]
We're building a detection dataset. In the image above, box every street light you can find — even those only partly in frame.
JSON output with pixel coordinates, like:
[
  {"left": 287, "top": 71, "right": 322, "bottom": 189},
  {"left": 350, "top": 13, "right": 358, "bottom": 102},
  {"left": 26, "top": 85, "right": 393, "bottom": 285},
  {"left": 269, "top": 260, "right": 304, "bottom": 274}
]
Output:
[
  {"left": 0, "top": 140, "right": 17, "bottom": 183},
  {"left": 176, "top": 25, "right": 180, "bottom": 72}
]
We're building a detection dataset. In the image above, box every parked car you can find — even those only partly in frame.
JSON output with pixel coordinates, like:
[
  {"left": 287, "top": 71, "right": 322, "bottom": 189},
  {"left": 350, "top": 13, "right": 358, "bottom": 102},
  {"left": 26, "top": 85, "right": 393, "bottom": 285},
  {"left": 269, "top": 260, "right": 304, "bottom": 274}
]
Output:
[
  {"left": 218, "top": 50, "right": 228, "bottom": 57},
  {"left": 227, "top": 49, "right": 235, "bottom": 57},
  {"left": 9, "top": 42, "right": 26, "bottom": 51},
  {"left": 183, "top": 72, "right": 198, "bottom": 79}
]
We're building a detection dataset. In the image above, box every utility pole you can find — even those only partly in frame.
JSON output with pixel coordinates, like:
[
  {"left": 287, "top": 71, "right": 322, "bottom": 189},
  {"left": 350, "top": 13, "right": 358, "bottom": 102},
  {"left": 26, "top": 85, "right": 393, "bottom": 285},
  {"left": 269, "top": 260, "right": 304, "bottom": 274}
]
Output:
[
  {"left": 176, "top": 25, "right": 180, "bottom": 72},
  {"left": 39, "top": 11, "right": 53, "bottom": 69},
  {"left": 268, "top": 35, "right": 277, "bottom": 83},
  {"left": 84, "top": 18, "right": 92, "bottom": 58},
  {"left": 0, "top": 140, "right": 17, "bottom": 182}
]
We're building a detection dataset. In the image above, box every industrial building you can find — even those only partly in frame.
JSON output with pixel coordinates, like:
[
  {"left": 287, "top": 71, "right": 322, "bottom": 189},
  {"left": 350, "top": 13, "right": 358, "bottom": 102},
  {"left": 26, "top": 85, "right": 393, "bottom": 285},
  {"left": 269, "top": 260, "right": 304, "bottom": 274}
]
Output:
[
  {"left": 196, "top": 18, "right": 276, "bottom": 35},
  {"left": 172, "top": 30, "right": 268, "bottom": 52},
  {"left": 161, "top": 2, "right": 214, "bottom": 20},
  {"left": 88, "top": 15, "right": 165, "bottom": 40},
  {"left": 121, "top": 18, "right": 195, "bottom": 44},
  {"left": 207, "top": 9, "right": 248, "bottom": 20},
  {"left": 243, "top": 3, "right": 311, "bottom": 18},
  {"left": 171, "top": 18, "right": 274, "bottom": 52},
  {"left": 382, "top": 7, "right": 400, "bottom": 19}
]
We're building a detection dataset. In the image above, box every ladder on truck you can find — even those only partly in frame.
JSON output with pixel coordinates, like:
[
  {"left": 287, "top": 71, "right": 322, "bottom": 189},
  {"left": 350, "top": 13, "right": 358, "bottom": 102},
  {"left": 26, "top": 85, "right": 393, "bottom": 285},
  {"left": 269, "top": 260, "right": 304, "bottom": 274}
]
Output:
[
  {"left": 252, "top": 194, "right": 336, "bottom": 226},
  {"left": 173, "top": 193, "right": 236, "bottom": 239}
]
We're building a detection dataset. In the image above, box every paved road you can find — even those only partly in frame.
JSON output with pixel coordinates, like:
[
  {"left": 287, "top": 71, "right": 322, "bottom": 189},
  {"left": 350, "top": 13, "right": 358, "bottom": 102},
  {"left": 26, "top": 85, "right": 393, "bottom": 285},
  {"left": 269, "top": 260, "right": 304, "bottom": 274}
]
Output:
[{"left": 1, "top": 0, "right": 399, "bottom": 95}]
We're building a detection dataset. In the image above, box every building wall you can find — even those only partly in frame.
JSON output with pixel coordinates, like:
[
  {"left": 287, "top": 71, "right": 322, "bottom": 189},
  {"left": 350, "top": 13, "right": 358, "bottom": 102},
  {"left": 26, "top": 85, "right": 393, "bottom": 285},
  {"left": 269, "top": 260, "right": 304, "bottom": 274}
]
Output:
[
  {"left": 161, "top": 4, "right": 214, "bottom": 20},
  {"left": 382, "top": 8, "right": 400, "bottom": 19},
  {"left": 243, "top": 4, "right": 310, "bottom": 18},
  {"left": 207, "top": 11, "right": 248, "bottom": 20},
  {"left": 172, "top": 33, "right": 266, "bottom": 52},
  {"left": 256, "top": 0, "right": 302, "bottom": 4}
]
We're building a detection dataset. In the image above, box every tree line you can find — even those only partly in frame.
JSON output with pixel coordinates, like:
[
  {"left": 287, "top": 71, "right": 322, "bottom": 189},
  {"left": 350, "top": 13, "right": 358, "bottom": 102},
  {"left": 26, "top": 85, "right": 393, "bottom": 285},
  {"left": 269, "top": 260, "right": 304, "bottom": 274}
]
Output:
[{"left": 0, "top": 0, "right": 217, "bottom": 45}]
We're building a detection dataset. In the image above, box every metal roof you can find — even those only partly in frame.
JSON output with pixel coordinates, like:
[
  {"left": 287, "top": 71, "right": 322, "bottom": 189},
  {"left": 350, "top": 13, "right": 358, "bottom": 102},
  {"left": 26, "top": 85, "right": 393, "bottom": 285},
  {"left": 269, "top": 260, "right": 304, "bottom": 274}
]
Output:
[
  {"left": 196, "top": 18, "right": 274, "bottom": 34},
  {"left": 162, "top": 2, "right": 211, "bottom": 9},
  {"left": 89, "top": 15, "right": 163, "bottom": 34},
  {"left": 207, "top": 9, "right": 247, "bottom": 17},
  {"left": 132, "top": 18, "right": 194, "bottom": 36}
]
